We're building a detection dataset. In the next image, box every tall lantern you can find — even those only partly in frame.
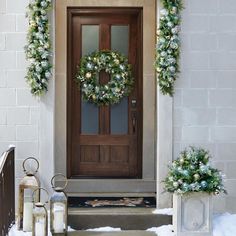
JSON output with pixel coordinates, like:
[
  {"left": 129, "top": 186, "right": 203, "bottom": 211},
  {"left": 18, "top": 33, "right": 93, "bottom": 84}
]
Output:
[
  {"left": 32, "top": 188, "right": 49, "bottom": 236},
  {"left": 50, "top": 174, "right": 68, "bottom": 235},
  {"left": 17, "top": 157, "right": 40, "bottom": 231}
]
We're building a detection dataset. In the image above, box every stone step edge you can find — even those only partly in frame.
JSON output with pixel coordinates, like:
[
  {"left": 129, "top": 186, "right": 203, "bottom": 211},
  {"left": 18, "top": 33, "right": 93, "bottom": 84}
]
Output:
[
  {"left": 68, "top": 207, "right": 170, "bottom": 215},
  {"left": 67, "top": 230, "right": 156, "bottom": 236}
]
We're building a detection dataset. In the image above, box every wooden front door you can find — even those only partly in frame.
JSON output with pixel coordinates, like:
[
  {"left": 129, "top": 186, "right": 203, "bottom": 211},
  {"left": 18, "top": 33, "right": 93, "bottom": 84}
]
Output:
[{"left": 67, "top": 8, "right": 143, "bottom": 178}]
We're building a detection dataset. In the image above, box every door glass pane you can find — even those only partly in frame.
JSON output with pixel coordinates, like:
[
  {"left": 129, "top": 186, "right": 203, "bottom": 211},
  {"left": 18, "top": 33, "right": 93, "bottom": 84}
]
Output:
[
  {"left": 81, "top": 25, "right": 99, "bottom": 134},
  {"left": 111, "top": 97, "right": 128, "bottom": 134},
  {"left": 111, "top": 25, "right": 129, "bottom": 56},
  {"left": 111, "top": 26, "right": 129, "bottom": 134},
  {"left": 82, "top": 25, "right": 99, "bottom": 56},
  {"left": 81, "top": 101, "right": 99, "bottom": 134}
]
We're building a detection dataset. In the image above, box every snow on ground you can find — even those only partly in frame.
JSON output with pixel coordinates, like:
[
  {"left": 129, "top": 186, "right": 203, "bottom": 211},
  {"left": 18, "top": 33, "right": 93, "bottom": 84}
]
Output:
[
  {"left": 86, "top": 227, "right": 121, "bottom": 232},
  {"left": 147, "top": 225, "right": 174, "bottom": 235},
  {"left": 213, "top": 213, "right": 236, "bottom": 236},
  {"left": 147, "top": 213, "right": 236, "bottom": 236},
  {"left": 9, "top": 225, "right": 75, "bottom": 236},
  {"left": 9, "top": 212, "right": 236, "bottom": 236},
  {"left": 152, "top": 208, "right": 173, "bottom": 216}
]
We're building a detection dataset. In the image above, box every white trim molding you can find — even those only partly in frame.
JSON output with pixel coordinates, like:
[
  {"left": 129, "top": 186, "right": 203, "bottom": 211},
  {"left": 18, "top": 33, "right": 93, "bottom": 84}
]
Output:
[
  {"left": 156, "top": 92, "right": 173, "bottom": 208},
  {"left": 156, "top": 0, "right": 173, "bottom": 208}
]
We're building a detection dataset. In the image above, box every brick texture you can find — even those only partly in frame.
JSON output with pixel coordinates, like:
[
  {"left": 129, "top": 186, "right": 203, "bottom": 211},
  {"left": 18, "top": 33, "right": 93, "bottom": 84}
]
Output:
[
  {"left": 174, "top": 0, "right": 236, "bottom": 213},
  {"left": 0, "top": 0, "right": 39, "bottom": 207}
]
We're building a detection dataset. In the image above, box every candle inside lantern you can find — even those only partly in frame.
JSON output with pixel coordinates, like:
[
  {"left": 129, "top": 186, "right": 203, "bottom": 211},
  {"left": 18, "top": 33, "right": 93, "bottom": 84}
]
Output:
[
  {"left": 23, "top": 202, "right": 33, "bottom": 232},
  {"left": 35, "top": 218, "right": 46, "bottom": 236},
  {"left": 53, "top": 203, "right": 65, "bottom": 233}
]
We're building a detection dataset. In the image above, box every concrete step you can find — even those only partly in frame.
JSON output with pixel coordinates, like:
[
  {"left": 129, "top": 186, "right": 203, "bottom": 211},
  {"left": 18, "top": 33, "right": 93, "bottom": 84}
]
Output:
[
  {"left": 68, "top": 207, "right": 172, "bottom": 230},
  {"left": 66, "top": 231, "right": 156, "bottom": 236}
]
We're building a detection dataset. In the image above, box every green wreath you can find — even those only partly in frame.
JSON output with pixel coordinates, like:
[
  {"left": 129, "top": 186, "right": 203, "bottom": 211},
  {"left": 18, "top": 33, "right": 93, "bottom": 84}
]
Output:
[{"left": 75, "top": 50, "right": 134, "bottom": 106}]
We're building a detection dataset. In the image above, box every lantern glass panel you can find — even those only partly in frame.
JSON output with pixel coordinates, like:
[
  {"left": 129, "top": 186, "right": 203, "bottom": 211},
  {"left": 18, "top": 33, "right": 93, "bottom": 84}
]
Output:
[
  {"left": 23, "top": 195, "right": 33, "bottom": 232},
  {"left": 53, "top": 202, "right": 66, "bottom": 233},
  {"left": 33, "top": 206, "right": 47, "bottom": 236},
  {"left": 19, "top": 187, "right": 39, "bottom": 231},
  {"left": 17, "top": 157, "right": 40, "bottom": 231},
  {"left": 35, "top": 216, "right": 46, "bottom": 236}
]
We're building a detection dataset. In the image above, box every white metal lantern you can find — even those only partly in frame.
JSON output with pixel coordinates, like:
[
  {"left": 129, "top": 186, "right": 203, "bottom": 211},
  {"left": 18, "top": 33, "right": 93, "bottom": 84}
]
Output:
[
  {"left": 17, "top": 157, "right": 40, "bottom": 231},
  {"left": 50, "top": 174, "right": 68, "bottom": 235},
  {"left": 32, "top": 188, "right": 49, "bottom": 236}
]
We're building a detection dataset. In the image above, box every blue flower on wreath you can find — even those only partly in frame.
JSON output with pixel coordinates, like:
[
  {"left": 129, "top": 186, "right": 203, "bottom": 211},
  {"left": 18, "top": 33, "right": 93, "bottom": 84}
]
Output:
[{"left": 86, "top": 62, "right": 94, "bottom": 70}]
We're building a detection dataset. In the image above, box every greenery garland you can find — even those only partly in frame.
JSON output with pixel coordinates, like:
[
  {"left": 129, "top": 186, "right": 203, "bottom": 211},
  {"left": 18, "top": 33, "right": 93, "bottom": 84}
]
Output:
[
  {"left": 164, "top": 147, "right": 227, "bottom": 195},
  {"left": 76, "top": 50, "right": 134, "bottom": 106},
  {"left": 25, "top": 0, "right": 52, "bottom": 96},
  {"left": 156, "top": 0, "right": 183, "bottom": 96}
]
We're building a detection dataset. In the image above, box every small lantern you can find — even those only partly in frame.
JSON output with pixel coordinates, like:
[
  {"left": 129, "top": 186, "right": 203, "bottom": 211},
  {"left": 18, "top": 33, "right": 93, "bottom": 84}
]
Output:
[
  {"left": 50, "top": 174, "right": 68, "bottom": 235},
  {"left": 17, "top": 157, "right": 40, "bottom": 231},
  {"left": 32, "top": 188, "right": 49, "bottom": 236}
]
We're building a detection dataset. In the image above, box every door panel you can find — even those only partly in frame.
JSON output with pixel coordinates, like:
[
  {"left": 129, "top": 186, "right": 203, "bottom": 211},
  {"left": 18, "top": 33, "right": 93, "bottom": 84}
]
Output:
[{"left": 67, "top": 8, "right": 143, "bottom": 178}]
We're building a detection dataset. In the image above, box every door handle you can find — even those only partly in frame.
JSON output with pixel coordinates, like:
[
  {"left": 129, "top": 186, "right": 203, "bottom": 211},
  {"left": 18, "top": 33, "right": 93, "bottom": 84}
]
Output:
[{"left": 132, "top": 114, "right": 136, "bottom": 134}]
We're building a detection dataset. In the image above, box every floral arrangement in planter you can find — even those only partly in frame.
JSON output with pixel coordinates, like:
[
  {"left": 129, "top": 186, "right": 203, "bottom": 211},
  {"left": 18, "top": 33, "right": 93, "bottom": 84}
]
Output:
[{"left": 164, "top": 146, "right": 227, "bottom": 195}]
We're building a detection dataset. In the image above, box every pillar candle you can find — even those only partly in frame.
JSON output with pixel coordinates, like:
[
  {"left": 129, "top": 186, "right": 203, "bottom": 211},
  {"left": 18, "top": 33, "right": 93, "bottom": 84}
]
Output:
[
  {"left": 23, "top": 202, "right": 33, "bottom": 232},
  {"left": 53, "top": 203, "right": 65, "bottom": 233},
  {"left": 35, "top": 218, "right": 46, "bottom": 236}
]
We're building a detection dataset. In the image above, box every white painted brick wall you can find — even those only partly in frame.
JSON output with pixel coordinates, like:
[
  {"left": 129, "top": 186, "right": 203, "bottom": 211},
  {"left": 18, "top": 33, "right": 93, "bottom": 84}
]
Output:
[
  {"left": 0, "top": 0, "right": 40, "bottom": 204},
  {"left": 0, "top": 70, "right": 6, "bottom": 87},
  {"left": 6, "top": 0, "right": 29, "bottom": 14},
  {"left": 174, "top": 0, "right": 236, "bottom": 213},
  {"left": 0, "top": 0, "right": 6, "bottom": 14},
  {"left": 0, "top": 15, "right": 15, "bottom": 32}
]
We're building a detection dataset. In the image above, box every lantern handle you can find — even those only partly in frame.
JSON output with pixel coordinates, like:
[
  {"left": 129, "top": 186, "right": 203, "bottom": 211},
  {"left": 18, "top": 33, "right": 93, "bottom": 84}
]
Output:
[
  {"left": 51, "top": 173, "right": 68, "bottom": 190},
  {"left": 23, "top": 157, "right": 39, "bottom": 176},
  {"left": 32, "top": 187, "right": 49, "bottom": 206}
]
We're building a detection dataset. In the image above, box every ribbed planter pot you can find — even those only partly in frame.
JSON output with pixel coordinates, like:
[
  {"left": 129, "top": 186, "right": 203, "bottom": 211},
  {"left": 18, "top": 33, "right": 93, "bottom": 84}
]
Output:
[{"left": 173, "top": 192, "right": 212, "bottom": 236}]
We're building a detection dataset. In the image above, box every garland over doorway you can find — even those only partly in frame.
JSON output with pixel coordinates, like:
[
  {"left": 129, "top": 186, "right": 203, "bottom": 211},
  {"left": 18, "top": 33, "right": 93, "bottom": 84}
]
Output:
[
  {"left": 25, "top": 0, "right": 52, "bottom": 96},
  {"left": 155, "top": 0, "right": 183, "bottom": 96}
]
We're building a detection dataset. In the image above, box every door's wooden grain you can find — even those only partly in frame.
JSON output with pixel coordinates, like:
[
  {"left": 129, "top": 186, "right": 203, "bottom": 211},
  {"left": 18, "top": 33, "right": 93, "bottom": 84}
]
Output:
[{"left": 67, "top": 8, "right": 143, "bottom": 178}]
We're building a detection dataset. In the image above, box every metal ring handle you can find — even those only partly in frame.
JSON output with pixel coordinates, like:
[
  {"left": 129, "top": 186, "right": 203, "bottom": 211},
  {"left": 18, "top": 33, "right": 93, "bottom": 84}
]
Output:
[
  {"left": 32, "top": 187, "right": 49, "bottom": 206},
  {"left": 22, "top": 157, "right": 39, "bottom": 175},
  {"left": 51, "top": 173, "right": 68, "bottom": 190}
]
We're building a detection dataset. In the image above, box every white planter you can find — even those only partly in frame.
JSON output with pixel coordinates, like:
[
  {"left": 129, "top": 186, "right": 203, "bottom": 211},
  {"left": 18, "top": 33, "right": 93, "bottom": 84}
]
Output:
[{"left": 173, "top": 192, "right": 212, "bottom": 236}]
